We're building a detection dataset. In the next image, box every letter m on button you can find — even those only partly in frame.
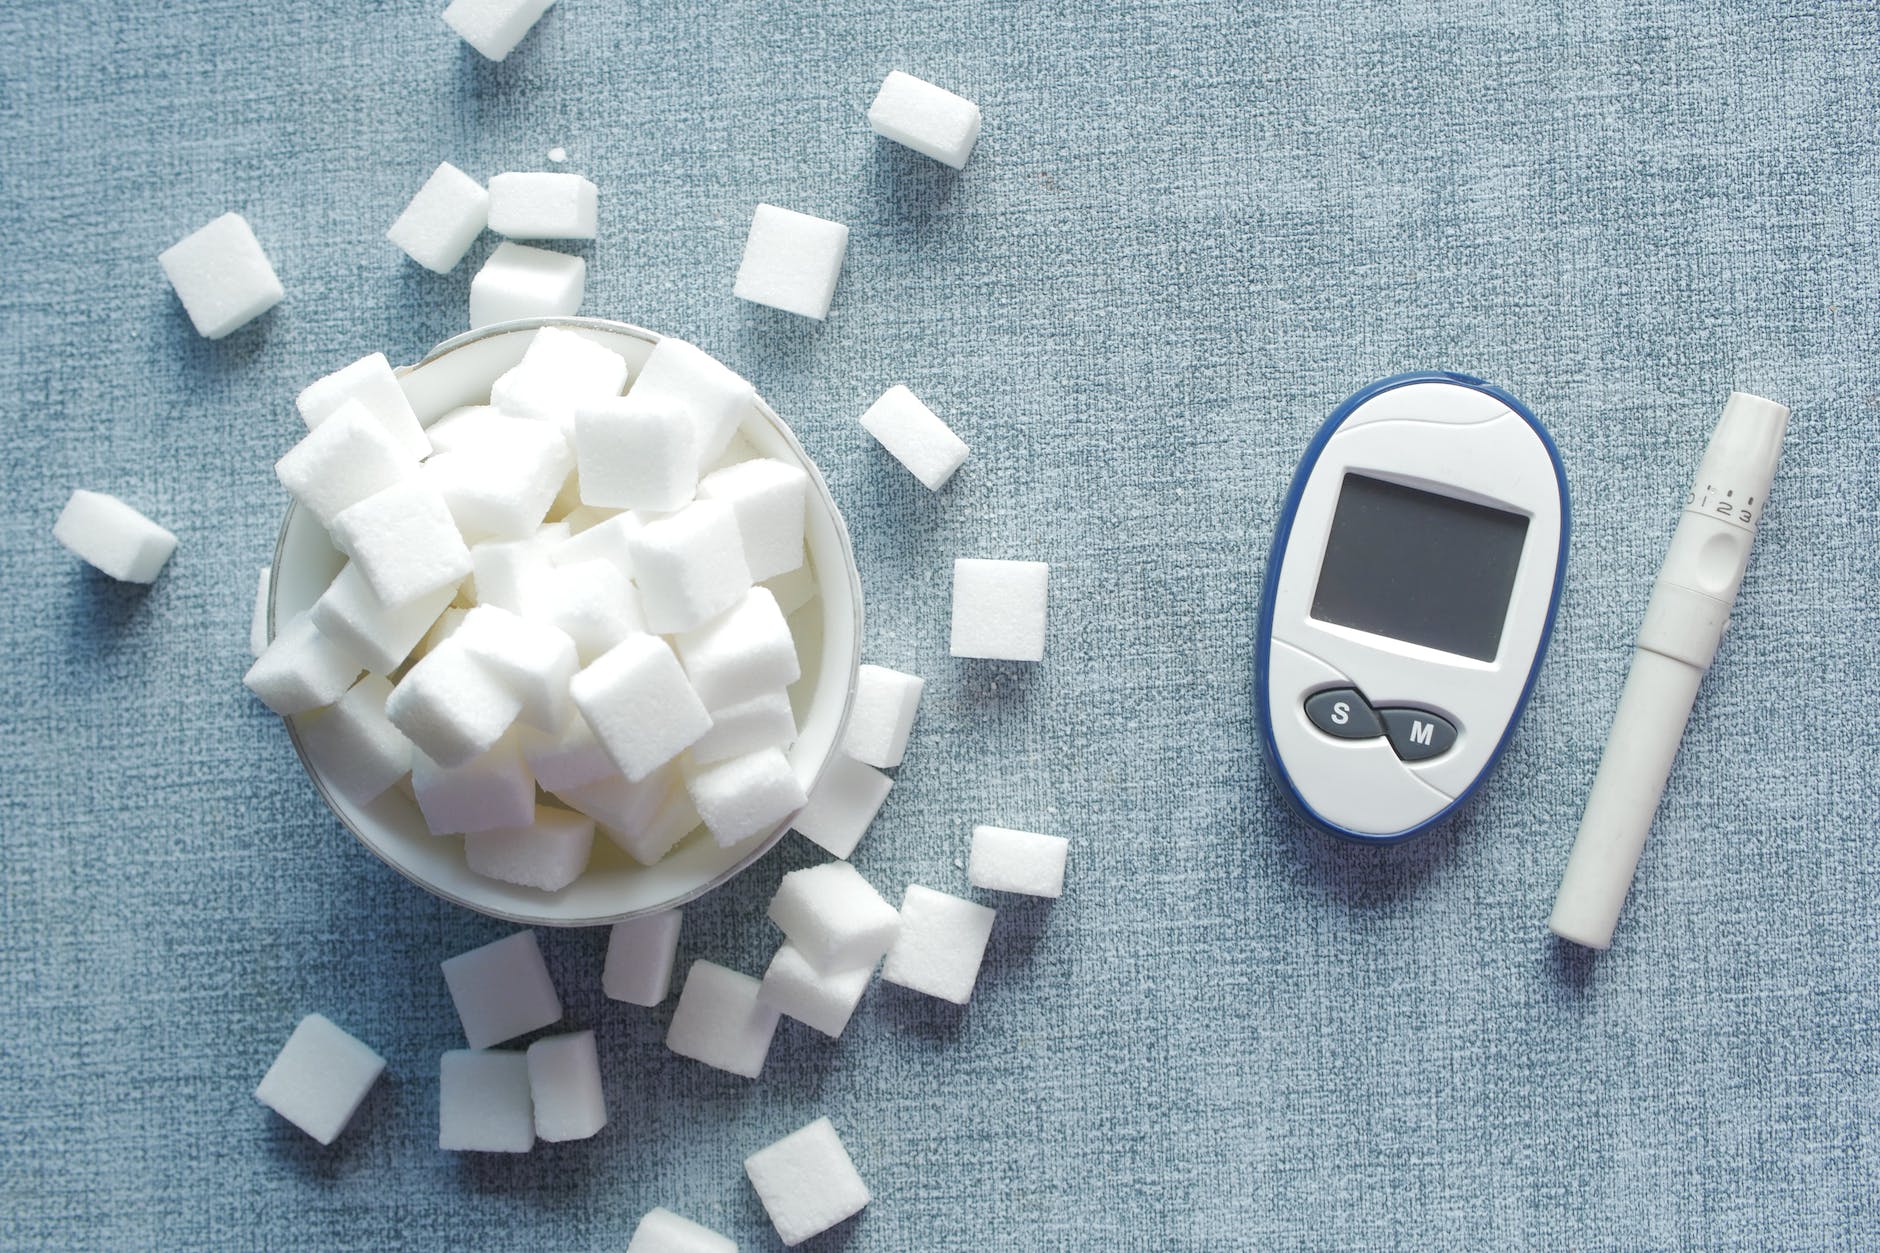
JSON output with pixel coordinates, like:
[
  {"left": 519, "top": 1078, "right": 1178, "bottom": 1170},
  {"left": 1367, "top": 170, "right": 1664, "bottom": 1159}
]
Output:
[{"left": 1409, "top": 720, "right": 1434, "bottom": 746}]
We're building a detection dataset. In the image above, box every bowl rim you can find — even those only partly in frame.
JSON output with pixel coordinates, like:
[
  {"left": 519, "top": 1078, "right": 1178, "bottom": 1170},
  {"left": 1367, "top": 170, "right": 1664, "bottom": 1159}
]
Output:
[{"left": 270, "top": 314, "right": 864, "bottom": 926}]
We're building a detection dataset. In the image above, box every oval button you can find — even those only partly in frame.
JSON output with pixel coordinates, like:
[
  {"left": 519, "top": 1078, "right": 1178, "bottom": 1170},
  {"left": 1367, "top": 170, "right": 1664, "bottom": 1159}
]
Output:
[
  {"left": 1377, "top": 708, "right": 1458, "bottom": 761},
  {"left": 1304, "top": 688, "right": 1383, "bottom": 740}
]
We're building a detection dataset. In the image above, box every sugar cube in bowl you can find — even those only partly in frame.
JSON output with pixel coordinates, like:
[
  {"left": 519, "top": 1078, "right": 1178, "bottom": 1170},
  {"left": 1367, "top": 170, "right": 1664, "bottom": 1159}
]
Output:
[{"left": 268, "top": 317, "right": 862, "bottom": 925}]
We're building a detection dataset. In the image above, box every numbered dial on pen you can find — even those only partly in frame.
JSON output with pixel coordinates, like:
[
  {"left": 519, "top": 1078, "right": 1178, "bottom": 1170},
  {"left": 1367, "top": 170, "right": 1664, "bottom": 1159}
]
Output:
[{"left": 1685, "top": 482, "right": 1761, "bottom": 529}]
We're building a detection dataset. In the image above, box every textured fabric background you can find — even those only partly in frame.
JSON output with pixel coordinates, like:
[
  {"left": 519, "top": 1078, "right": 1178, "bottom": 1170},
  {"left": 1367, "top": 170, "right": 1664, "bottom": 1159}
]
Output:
[{"left": 1, "top": 0, "right": 1875, "bottom": 1248}]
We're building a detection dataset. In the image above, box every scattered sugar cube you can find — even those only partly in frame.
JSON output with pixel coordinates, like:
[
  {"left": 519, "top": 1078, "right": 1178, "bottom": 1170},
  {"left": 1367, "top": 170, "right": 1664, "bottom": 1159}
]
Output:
[
  {"left": 697, "top": 458, "right": 808, "bottom": 583},
  {"left": 841, "top": 663, "right": 924, "bottom": 768},
  {"left": 690, "top": 689, "right": 796, "bottom": 765},
  {"left": 881, "top": 885, "right": 995, "bottom": 1004},
  {"left": 628, "top": 500, "right": 752, "bottom": 634},
  {"left": 574, "top": 397, "right": 699, "bottom": 513},
  {"left": 745, "top": 1116, "right": 870, "bottom": 1246},
  {"left": 53, "top": 490, "right": 177, "bottom": 583},
  {"left": 470, "top": 242, "right": 585, "bottom": 328},
  {"left": 470, "top": 537, "right": 554, "bottom": 615},
  {"left": 950, "top": 558, "right": 1049, "bottom": 662},
  {"left": 442, "top": 0, "right": 556, "bottom": 60},
  {"left": 250, "top": 565, "right": 271, "bottom": 656},
  {"left": 550, "top": 510, "right": 640, "bottom": 578},
  {"left": 310, "top": 564, "right": 454, "bottom": 676},
  {"left": 438, "top": 1049, "right": 533, "bottom": 1152},
  {"left": 764, "top": 563, "right": 816, "bottom": 616},
  {"left": 387, "top": 161, "right": 489, "bottom": 273},
  {"left": 759, "top": 942, "right": 873, "bottom": 1038},
  {"left": 603, "top": 909, "right": 682, "bottom": 1006},
  {"left": 675, "top": 588, "right": 798, "bottom": 709},
  {"left": 526, "top": 1030, "right": 606, "bottom": 1141},
  {"left": 791, "top": 755, "right": 892, "bottom": 860},
  {"left": 569, "top": 634, "right": 711, "bottom": 780},
  {"left": 969, "top": 825, "right": 1068, "bottom": 897},
  {"left": 611, "top": 785, "right": 702, "bottom": 864},
  {"left": 330, "top": 480, "right": 473, "bottom": 608},
  {"left": 243, "top": 613, "right": 364, "bottom": 716},
  {"left": 254, "top": 1014, "right": 385, "bottom": 1145},
  {"left": 442, "top": 930, "right": 562, "bottom": 1048},
  {"left": 665, "top": 960, "right": 778, "bottom": 1079},
  {"left": 295, "top": 352, "right": 430, "bottom": 460},
  {"left": 157, "top": 212, "right": 282, "bottom": 339},
  {"left": 295, "top": 675, "right": 414, "bottom": 806},
  {"left": 275, "top": 400, "right": 418, "bottom": 529},
  {"left": 488, "top": 172, "right": 598, "bottom": 240},
  {"left": 733, "top": 204, "right": 849, "bottom": 320},
  {"left": 766, "top": 860, "right": 898, "bottom": 971},
  {"left": 455, "top": 605, "right": 577, "bottom": 730},
  {"left": 623, "top": 336, "right": 755, "bottom": 471},
  {"left": 518, "top": 713, "right": 617, "bottom": 793},
  {"left": 867, "top": 70, "right": 982, "bottom": 169},
  {"left": 860, "top": 385, "right": 968, "bottom": 490},
  {"left": 685, "top": 747, "right": 806, "bottom": 848},
  {"left": 423, "top": 418, "right": 573, "bottom": 542},
  {"left": 412, "top": 733, "right": 537, "bottom": 835},
  {"left": 560, "top": 767, "right": 670, "bottom": 849},
  {"left": 386, "top": 638, "right": 522, "bottom": 768},
  {"left": 465, "top": 804, "right": 594, "bottom": 892},
  {"left": 627, "top": 1208, "right": 736, "bottom": 1253}
]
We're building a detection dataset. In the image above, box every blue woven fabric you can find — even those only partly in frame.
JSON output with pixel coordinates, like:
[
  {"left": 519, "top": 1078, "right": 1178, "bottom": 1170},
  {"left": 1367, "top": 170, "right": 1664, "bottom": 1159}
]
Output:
[{"left": 2, "top": 0, "right": 1875, "bottom": 1247}]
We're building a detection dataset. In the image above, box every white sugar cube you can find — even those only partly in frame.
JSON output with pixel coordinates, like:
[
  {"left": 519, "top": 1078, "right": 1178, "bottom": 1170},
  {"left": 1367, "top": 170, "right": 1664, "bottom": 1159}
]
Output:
[
  {"left": 764, "top": 563, "right": 817, "bottom": 616},
  {"left": 426, "top": 405, "right": 507, "bottom": 456},
  {"left": 243, "top": 613, "right": 364, "bottom": 715},
  {"left": 697, "top": 458, "right": 808, "bottom": 582},
  {"left": 766, "top": 860, "right": 898, "bottom": 971},
  {"left": 526, "top": 1030, "right": 606, "bottom": 1141},
  {"left": 685, "top": 747, "right": 806, "bottom": 848},
  {"left": 295, "top": 352, "right": 429, "bottom": 460},
  {"left": 627, "top": 1208, "right": 736, "bottom": 1253},
  {"left": 733, "top": 204, "right": 849, "bottom": 320},
  {"left": 53, "top": 490, "right": 177, "bottom": 583},
  {"left": 608, "top": 785, "right": 701, "bottom": 865},
  {"left": 275, "top": 400, "right": 418, "bottom": 529},
  {"left": 759, "top": 942, "right": 873, "bottom": 1039},
  {"left": 438, "top": 1049, "right": 533, "bottom": 1152},
  {"left": 518, "top": 714, "right": 617, "bottom": 793},
  {"left": 867, "top": 70, "right": 982, "bottom": 169},
  {"left": 969, "top": 825, "right": 1068, "bottom": 897},
  {"left": 330, "top": 480, "right": 473, "bottom": 608},
  {"left": 442, "top": 0, "right": 556, "bottom": 60},
  {"left": 574, "top": 397, "right": 699, "bottom": 513},
  {"left": 455, "top": 605, "right": 577, "bottom": 730},
  {"left": 470, "top": 537, "right": 554, "bottom": 615},
  {"left": 387, "top": 162, "right": 489, "bottom": 273},
  {"left": 465, "top": 804, "right": 594, "bottom": 892},
  {"left": 536, "top": 560, "right": 646, "bottom": 663},
  {"left": 664, "top": 960, "right": 778, "bottom": 1079},
  {"left": 623, "top": 336, "right": 754, "bottom": 471},
  {"left": 628, "top": 500, "right": 752, "bottom": 634},
  {"left": 254, "top": 1014, "right": 385, "bottom": 1145},
  {"left": 295, "top": 675, "right": 414, "bottom": 805},
  {"left": 157, "top": 212, "right": 282, "bottom": 339},
  {"left": 859, "top": 385, "right": 968, "bottom": 490},
  {"left": 310, "top": 563, "right": 454, "bottom": 676},
  {"left": 569, "top": 634, "right": 710, "bottom": 779},
  {"left": 493, "top": 327, "right": 629, "bottom": 437},
  {"left": 745, "top": 1117, "right": 870, "bottom": 1245},
  {"left": 386, "top": 638, "right": 522, "bottom": 768},
  {"left": 675, "top": 588, "right": 798, "bottom": 709},
  {"left": 424, "top": 419, "right": 573, "bottom": 542},
  {"left": 791, "top": 755, "right": 892, "bottom": 860},
  {"left": 441, "top": 930, "right": 562, "bottom": 1048},
  {"left": 560, "top": 768, "right": 670, "bottom": 852},
  {"left": 549, "top": 510, "right": 640, "bottom": 577},
  {"left": 416, "top": 606, "right": 467, "bottom": 660},
  {"left": 841, "top": 663, "right": 924, "bottom": 768},
  {"left": 470, "top": 242, "right": 585, "bottom": 328},
  {"left": 689, "top": 689, "right": 795, "bottom": 765},
  {"left": 412, "top": 733, "right": 537, "bottom": 834},
  {"left": 950, "top": 558, "right": 1049, "bottom": 662},
  {"left": 250, "top": 565, "right": 271, "bottom": 656},
  {"left": 881, "top": 885, "right": 995, "bottom": 1004},
  {"left": 488, "top": 172, "right": 598, "bottom": 240},
  {"left": 603, "top": 909, "right": 682, "bottom": 1006}
]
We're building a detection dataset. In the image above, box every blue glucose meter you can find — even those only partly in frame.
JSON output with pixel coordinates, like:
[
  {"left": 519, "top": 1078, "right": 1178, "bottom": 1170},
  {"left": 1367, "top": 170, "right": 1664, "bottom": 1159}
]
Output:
[{"left": 1256, "top": 372, "right": 1569, "bottom": 842}]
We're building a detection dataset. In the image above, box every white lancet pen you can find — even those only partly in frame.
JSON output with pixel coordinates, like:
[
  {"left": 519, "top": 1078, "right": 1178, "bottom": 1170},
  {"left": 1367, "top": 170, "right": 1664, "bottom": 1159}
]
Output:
[{"left": 1549, "top": 391, "right": 1791, "bottom": 949}]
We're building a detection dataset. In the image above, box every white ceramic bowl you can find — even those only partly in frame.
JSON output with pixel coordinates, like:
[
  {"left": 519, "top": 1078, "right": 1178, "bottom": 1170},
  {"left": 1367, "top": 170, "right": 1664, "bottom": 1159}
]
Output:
[{"left": 269, "top": 317, "right": 862, "bottom": 925}]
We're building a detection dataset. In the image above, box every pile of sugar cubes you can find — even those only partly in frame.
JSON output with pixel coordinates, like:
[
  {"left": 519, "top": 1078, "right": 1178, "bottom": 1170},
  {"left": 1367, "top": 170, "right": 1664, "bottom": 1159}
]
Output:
[{"left": 244, "top": 325, "right": 822, "bottom": 892}]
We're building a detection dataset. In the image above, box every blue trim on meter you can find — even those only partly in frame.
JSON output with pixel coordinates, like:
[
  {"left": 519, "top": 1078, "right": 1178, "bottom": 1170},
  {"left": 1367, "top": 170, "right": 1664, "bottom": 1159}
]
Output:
[{"left": 1254, "top": 371, "right": 1571, "bottom": 843}]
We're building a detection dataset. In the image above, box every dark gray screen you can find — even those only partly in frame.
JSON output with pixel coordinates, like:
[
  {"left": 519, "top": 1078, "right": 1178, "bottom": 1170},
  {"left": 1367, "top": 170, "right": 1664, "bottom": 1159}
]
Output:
[{"left": 1308, "top": 474, "right": 1529, "bottom": 662}]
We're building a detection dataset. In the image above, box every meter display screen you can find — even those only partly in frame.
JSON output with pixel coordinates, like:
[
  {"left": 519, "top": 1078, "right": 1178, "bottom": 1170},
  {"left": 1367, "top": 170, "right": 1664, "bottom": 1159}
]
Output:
[{"left": 1309, "top": 473, "right": 1529, "bottom": 662}]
